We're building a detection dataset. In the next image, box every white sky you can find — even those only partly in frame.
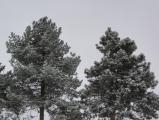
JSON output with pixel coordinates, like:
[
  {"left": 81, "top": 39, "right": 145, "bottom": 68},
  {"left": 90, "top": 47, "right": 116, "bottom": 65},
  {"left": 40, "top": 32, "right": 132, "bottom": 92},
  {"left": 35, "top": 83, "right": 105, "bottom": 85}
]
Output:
[{"left": 0, "top": 0, "right": 159, "bottom": 119}]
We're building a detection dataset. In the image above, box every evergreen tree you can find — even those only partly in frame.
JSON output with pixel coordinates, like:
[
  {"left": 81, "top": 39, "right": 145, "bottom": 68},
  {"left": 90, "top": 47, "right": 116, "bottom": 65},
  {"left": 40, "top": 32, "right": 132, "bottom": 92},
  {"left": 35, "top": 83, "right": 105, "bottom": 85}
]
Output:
[
  {"left": 84, "top": 28, "right": 159, "bottom": 120},
  {"left": 6, "top": 17, "right": 81, "bottom": 120}
]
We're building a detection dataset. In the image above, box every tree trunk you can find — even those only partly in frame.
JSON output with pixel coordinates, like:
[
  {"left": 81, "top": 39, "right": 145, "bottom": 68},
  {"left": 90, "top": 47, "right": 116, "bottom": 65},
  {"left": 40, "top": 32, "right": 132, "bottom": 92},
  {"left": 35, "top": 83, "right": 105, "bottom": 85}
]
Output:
[
  {"left": 110, "top": 115, "right": 115, "bottom": 120},
  {"left": 40, "top": 106, "right": 44, "bottom": 120},
  {"left": 40, "top": 80, "right": 45, "bottom": 120}
]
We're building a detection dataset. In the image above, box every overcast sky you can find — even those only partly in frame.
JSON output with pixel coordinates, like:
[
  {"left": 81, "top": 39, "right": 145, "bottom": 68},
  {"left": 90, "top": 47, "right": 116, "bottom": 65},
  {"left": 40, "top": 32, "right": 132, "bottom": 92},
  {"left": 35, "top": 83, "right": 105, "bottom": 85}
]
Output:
[{"left": 0, "top": 0, "right": 159, "bottom": 92}]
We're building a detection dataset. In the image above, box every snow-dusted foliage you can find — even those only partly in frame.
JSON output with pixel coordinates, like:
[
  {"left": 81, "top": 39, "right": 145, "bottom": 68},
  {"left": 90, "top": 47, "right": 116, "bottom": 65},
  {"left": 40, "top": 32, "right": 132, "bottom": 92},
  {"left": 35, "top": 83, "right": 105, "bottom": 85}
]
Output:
[
  {"left": 6, "top": 17, "right": 81, "bottom": 120},
  {"left": 48, "top": 99, "right": 90, "bottom": 120},
  {"left": 84, "top": 28, "right": 159, "bottom": 120},
  {"left": 0, "top": 63, "right": 8, "bottom": 108}
]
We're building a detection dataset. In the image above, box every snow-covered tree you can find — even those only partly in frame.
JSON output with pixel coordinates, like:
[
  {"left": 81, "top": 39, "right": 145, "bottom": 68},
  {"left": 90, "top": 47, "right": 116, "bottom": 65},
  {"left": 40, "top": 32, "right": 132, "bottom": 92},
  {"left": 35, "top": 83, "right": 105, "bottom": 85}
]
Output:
[
  {"left": 84, "top": 28, "right": 159, "bottom": 120},
  {"left": 6, "top": 17, "right": 81, "bottom": 120}
]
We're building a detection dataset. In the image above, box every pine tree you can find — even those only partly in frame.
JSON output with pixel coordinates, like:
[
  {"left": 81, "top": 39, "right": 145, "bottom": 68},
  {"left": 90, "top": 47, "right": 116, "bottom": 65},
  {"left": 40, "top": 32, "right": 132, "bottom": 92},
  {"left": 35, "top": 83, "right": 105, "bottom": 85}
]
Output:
[
  {"left": 6, "top": 17, "right": 81, "bottom": 120},
  {"left": 84, "top": 28, "right": 159, "bottom": 120}
]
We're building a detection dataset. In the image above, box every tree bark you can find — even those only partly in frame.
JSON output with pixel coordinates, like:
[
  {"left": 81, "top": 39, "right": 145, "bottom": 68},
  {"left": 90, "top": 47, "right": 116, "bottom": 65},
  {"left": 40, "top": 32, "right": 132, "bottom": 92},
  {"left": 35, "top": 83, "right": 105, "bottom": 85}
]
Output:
[
  {"left": 40, "top": 80, "right": 45, "bottom": 120},
  {"left": 40, "top": 106, "right": 44, "bottom": 120},
  {"left": 110, "top": 112, "right": 115, "bottom": 120},
  {"left": 110, "top": 115, "right": 115, "bottom": 120}
]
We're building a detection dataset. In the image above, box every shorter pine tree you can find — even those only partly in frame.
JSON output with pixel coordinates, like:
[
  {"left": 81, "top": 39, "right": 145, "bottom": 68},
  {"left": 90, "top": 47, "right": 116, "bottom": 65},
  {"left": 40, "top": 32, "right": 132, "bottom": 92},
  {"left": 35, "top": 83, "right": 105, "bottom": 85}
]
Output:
[{"left": 84, "top": 28, "right": 159, "bottom": 120}]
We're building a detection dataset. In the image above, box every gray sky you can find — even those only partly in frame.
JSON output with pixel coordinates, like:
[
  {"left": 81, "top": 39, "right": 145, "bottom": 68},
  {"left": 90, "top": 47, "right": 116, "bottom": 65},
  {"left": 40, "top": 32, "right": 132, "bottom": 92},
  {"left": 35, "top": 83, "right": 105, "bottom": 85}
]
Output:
[{"left": 0, "top": 0, "right": 159, "bottom": 91}]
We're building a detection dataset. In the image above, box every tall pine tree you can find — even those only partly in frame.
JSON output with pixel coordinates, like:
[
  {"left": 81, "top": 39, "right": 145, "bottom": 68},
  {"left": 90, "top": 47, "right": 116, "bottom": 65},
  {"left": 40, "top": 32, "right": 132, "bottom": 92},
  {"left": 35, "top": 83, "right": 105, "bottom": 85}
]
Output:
[
  {"left": 6, "top": 17, "right": 81, "bottom": 120},
  {"left": 84, "top": 28, "right": 159, "bottom": 120}
]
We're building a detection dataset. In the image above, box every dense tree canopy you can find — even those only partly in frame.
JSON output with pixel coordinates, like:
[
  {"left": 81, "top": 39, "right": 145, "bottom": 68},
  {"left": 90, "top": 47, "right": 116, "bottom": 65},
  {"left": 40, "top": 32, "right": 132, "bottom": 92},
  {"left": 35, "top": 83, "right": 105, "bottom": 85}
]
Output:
[{"left": 84, "top": 28, "right": 159, "bottom": 120}]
